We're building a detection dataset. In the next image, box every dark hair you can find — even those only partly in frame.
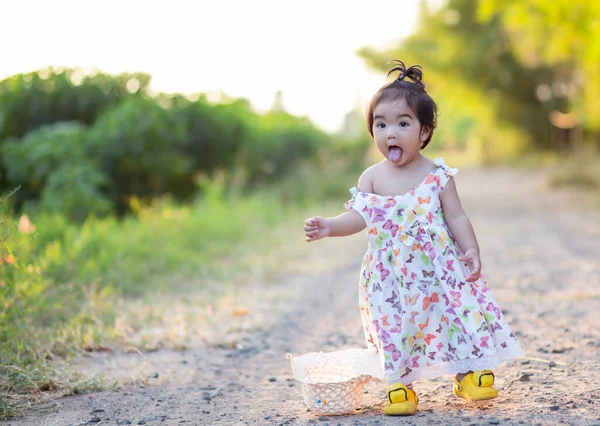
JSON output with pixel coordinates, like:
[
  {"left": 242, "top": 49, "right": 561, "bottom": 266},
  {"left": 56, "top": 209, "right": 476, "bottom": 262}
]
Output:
[{"left": 366, "top": 60, "right": 439, "bottom": 148}]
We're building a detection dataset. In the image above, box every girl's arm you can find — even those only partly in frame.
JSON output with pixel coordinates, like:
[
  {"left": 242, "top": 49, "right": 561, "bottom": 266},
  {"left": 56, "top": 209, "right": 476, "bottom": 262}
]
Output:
[
  {"left": 304, "top": 169, "right": 372, "bottom": 242},
  {"left": 304, "top": 210, "right": 366, "bottom": 242},
  {"left": 439, "top": 177, "right": 482, "bottom": 282}
]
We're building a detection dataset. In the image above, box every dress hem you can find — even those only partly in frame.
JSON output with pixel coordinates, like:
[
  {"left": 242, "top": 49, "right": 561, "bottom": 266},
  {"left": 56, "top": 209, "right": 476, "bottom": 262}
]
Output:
[{"left": 385, "top": 346, "right": 524, "bottom": 386}]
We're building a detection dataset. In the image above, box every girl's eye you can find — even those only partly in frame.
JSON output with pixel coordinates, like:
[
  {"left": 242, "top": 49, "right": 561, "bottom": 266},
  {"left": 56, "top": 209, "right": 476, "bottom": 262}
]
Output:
[
  {"left": 375, "top": 122, "right": 385, "bottom": 129},
  {"left": 400, "top": 122, "right": 409, "bottom": 128}
]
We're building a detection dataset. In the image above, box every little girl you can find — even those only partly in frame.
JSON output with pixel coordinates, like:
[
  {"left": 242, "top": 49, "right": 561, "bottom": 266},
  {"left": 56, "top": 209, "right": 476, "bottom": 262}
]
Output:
[{"left": 303, "top": 61, "right": 522, "bottom": 416}]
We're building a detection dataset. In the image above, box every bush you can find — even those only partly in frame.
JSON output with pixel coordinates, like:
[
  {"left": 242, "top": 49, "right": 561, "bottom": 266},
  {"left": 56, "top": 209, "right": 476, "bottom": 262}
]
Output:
[
  {"left": 176, "top": 96, "right": 254, "bottom": 175},
  {"left": 0, "top": 68, "right": 150, "bottom": 140},
  {"left": 241, "top": 111, "right": 328, "bottom": 185},
  {"left": 0, "top": 68, "right": 337, "bottom": 218},
  {"left": 86, "top": 96, "right": 191, "bottom": 211},
  {"left": 1, "top": 122, "right": 111, "bottom": 219}
]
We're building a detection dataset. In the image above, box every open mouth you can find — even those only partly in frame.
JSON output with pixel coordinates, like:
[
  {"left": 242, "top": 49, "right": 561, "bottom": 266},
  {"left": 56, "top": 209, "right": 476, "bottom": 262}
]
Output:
[{"left": 388, "top": 146, "right": 403, "bottom": 163}]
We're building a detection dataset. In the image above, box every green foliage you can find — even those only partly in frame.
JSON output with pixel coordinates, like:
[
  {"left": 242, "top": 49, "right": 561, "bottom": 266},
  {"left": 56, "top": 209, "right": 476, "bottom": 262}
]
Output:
[
  {"left": 0, "top": 68, "right": 336, "bottom": 218},
  {"left": 40, "top": 164, "right": 112, "bottom": 221},
  {"left": 0, "top": 156, "right": 360, "bottom": 362},
  {"left": 478, "top": 0, "right": 600, "bottom": 131},
  {"left": 243, "top": 111, "right": 328, "bottom": 185},
  {"left": 1, "top": 165, "right": 355, "bottom": 418},
  {"left": 0, "top": 67, "right": 150, "bottom": 140},
  {"left": 172, "top": 97, "right": 330, "bottom": 187},
  {"left": 1, "top": 122, "right": 111, "bottom": 220},
  {"left": 86, "top": 96, "right": 191, "bottom": 210},
  {"left": 1, "top": 122, "right": 87, "bottom": 194},
  {"left": 0, "top": 181, "right": 285, "bottom": 416},
  {"left": 175, "top": 96, "right": 254, "bottom": 175},
  {"left": 358, "top": 0, "right": 579, "bottom": 154}
]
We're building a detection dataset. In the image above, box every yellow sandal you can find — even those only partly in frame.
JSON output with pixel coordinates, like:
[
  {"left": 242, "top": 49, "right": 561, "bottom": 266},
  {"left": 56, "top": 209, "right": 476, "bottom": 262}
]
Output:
[
  {"left": 453, "top": 370, "right": 498, "bottom": 401},
  {"left": 384, "top": 383, "right": 418, "bottom": 416}
]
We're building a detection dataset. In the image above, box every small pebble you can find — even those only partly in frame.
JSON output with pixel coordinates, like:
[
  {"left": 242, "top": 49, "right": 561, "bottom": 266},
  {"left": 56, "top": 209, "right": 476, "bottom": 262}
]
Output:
[{"left": 518, "top": 372, "right": 534, "bottom": 382}]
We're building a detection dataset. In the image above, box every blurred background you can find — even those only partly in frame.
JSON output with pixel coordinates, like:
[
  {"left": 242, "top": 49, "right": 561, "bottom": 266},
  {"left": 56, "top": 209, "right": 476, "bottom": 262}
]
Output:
[
  {"left": 1, "top": 0, "right": 599, "bottom": 220},
  {"left": 1, "top": 0, "right": 599, "bottom": 416}
]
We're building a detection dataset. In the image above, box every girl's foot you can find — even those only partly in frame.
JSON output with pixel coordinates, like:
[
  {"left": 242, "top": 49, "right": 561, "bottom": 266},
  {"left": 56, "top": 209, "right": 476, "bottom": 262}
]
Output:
[
  {"left": 384, "top": 383, "right": 418, "bottom": 416},
  {"left": 453, "top": 370, "right": 498, "bottom": 401}
]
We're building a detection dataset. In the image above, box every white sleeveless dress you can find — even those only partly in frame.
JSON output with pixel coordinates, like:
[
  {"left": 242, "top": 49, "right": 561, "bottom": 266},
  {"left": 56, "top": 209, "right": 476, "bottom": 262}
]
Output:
[{"left": 344, "top": 158, "right": 522, "bottom": 385}]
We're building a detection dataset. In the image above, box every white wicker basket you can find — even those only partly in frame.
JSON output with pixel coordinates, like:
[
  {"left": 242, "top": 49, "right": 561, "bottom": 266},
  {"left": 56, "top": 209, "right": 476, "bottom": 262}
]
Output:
[{"left": 287, "top": 348, "right": 385, "bottom": 415}]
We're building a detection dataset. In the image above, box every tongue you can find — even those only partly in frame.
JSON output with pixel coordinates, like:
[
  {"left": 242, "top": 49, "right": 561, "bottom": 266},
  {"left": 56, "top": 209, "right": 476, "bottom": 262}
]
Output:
[{"left": 389, "top": 146, "right": 402, "bottom": 163}]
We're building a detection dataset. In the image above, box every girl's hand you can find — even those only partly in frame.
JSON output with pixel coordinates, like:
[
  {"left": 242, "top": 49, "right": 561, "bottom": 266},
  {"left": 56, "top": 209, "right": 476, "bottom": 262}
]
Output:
[
  {"left": 459, "top": 248, "right": 481, "bottom": 282},
  {"left": 304, "top": 216, "right": 330, "bottom": 242}
]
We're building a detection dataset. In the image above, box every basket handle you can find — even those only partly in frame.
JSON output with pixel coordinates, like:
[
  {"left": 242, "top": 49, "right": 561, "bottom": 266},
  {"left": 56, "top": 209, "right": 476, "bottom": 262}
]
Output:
[{"left": 354, "top": 374, "right": 381, "bottom": 384}]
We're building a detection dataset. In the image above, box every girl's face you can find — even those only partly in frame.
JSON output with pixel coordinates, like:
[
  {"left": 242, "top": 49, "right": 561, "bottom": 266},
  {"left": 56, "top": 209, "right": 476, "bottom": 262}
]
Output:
[{"left": 372, "top": 98, "right": 430, "bottom": 167}]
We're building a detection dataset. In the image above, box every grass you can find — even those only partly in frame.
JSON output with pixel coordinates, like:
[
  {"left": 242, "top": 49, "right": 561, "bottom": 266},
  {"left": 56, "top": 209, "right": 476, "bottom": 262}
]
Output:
[
  {"left": 0, "top": 159, "right": 360, "bottom": 418},
  {"left": 0, "top": 363, "right": 105, "bottom": 418}
]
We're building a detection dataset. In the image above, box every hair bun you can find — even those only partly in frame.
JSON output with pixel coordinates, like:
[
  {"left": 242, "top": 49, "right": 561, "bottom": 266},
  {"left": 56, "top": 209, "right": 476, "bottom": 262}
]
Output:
[{"left": 387, "top": 60, "right": 425, "bottom": 88}]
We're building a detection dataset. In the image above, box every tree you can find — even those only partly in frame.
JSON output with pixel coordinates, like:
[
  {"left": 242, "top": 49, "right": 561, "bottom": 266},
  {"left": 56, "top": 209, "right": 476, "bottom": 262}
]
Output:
[
  {"left": 479, "top": 0, "right": 600, "bottom": 134},
  {"left": 359, "top": 0, "right": 567, "bottom": 154}
]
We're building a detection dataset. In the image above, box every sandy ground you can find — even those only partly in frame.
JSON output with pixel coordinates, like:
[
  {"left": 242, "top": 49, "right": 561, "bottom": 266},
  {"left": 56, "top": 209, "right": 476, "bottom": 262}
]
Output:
[{"left": 5, "top": 166, "right": 600, "bottom": 426}]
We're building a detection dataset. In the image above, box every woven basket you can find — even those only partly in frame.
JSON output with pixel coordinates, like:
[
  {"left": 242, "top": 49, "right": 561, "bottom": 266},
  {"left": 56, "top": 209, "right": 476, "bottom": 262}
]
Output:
[{"left": 287, "top": 348, "right": 385, "bottom": 415}]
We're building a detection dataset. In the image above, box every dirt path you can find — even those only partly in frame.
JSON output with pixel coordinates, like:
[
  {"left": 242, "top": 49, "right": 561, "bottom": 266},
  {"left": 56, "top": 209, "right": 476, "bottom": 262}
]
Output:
[{"left": 6, "top": 167, "right": 600, "bottom": 426}]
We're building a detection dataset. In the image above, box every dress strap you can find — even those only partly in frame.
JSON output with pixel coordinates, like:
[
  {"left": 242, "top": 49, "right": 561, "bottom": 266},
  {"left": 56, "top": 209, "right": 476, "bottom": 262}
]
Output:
[
  {"left": 344, "top": 187, "right": 370, "bottom": 225},
  {"left": 343, "top": 187, "right": 359, "bottom": 211},
  {"left": 434, "top": 157, "right": 458, "bottom": 190}
]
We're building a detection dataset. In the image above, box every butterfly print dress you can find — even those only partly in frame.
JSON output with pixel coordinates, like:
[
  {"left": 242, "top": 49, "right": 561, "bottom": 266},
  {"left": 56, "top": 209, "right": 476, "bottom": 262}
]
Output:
[{"left": 344, "top": 158, "right": 522, "bottom": 385}]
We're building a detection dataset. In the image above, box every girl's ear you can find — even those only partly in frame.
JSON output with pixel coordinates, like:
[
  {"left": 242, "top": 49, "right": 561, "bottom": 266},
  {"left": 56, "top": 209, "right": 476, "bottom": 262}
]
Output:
[{"left": 420, "top": 126, "right": 431, "bottom": 143}]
